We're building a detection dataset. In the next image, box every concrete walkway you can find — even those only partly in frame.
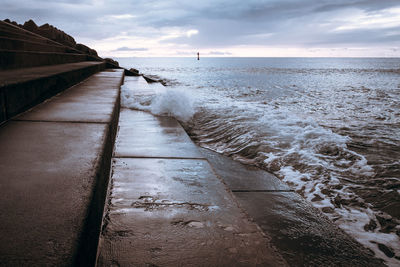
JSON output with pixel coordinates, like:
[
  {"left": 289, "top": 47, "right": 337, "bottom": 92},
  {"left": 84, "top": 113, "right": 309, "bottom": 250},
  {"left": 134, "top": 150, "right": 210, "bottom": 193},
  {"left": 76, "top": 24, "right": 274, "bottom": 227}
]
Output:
[
  {"left": 0, "top": 69, "right": 123, "bottom": 266},
  {"left": 96, "top": 77, "right": 287, "bottom": 266}
]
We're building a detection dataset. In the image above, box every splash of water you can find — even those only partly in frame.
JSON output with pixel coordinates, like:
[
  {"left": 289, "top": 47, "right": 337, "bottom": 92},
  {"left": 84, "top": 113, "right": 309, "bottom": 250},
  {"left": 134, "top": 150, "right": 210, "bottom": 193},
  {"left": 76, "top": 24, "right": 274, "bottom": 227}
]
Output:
[{"left": 121, "top": 83, "right": 195, "bottom": 122}]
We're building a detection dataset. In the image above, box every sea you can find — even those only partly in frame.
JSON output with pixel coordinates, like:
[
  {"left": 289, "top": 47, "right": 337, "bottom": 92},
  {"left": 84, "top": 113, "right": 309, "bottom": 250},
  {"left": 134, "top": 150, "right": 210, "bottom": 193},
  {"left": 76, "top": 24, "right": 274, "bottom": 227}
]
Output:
[{"left": 116, "top": 57, "right": 400, "bottom": 266}]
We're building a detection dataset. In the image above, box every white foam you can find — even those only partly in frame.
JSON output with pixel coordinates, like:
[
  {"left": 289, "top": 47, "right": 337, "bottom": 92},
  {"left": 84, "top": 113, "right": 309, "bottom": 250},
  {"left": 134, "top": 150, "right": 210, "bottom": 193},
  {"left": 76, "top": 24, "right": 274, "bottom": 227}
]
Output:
[
  {"left": 214, "top": 99, "right": 400, "bottom": 264},
  {"left": 149, "top": 88, "right": 195, "bottom": 121},
  {"left": 121, "top": 83, "right": 195, "bottom": 122},
  {"left": 335, "top": 207, "right": 400, "bottom": 267}
]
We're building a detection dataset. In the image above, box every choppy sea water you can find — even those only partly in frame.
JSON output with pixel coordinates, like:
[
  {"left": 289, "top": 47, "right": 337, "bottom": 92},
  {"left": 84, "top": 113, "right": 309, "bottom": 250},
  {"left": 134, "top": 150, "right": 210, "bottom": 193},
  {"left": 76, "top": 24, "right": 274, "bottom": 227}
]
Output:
[{"left": 116, "top": 57, "right": 400, "bottom": 266}]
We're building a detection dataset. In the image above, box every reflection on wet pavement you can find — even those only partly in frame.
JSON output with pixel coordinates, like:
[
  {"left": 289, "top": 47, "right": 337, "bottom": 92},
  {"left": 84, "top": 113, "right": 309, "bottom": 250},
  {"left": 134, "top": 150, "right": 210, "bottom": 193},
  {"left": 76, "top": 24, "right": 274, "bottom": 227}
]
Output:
[{"left": 96, "top": 107, "right": 286, "bottom": 266}]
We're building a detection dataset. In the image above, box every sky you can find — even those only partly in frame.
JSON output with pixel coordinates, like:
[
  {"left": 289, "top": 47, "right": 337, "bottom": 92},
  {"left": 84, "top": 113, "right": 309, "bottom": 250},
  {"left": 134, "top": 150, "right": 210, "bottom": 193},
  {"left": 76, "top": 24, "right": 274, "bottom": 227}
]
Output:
[{"left": 2, "top": 0, "right": 400, "bottom": 57}]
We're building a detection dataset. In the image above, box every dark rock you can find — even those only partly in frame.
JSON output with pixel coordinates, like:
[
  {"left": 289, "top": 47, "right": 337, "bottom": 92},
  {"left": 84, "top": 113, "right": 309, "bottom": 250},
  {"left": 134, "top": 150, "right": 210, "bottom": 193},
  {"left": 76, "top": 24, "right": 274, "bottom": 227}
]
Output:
[
  {"left": 332, "top": 184, "right": 343, "bottom": 190},
  {"left": 75, "top": 44, "right": 98, "bottom": 56},
  {"left": 364, "top": 219, "right": 377, "bottom": 231},
  {"left": 37, "top": 24, "right": 56, "bottom": 38},
  {"left": 333, "top": 195, "right": 350, "bottom": 208},
  {"left": 75, "top": 43, "right": 90, "bottom": 54},
  {"left": 158, "top": 79, "right": 168, "bottom": 86},
  {"left": 376, "top": 214, "right": 391, "bottom": 226},
  {"left": 20, "top": 20, "right": 99, "bottom": 55},
  {"left": 22, "top": 19, "right": 38, "bottom": 32},
  {"left": 4, "top": 18, "right": 100, "bottom": 66},
  {"left": 143, "top": 75, "right": 158, "bottom": 83},
  {"left": 377, "top": 243, "right": 395, "bottom": 258},
  {"left": 321, "top": 207, "right": 334, "bottom": 214},
  {"left": 320, "top": 188, "right": 332, "bottom": 196},
  {"left": 104, "top": 58, "right": 119, "bottom": 67},
  {"left": 129, "top": 68, "right": 139, "bottom": 74},
  {"left": 124, "top": 69, "right": 140, "bottom": 77},
  {"left": 37, "top": 23, "right": 76, "bottom": 47},
  {"left": 375, "top": 213, "right": 399, "bottom": 234},
  {"left": 88, "top": 49, "right": 98, "bottom": 56},
  {"left": 311, "top": 194, "right": 323, "bottom": 202},
  {"left": 318, "top": 145, "right": 340, "bottom": 156}
]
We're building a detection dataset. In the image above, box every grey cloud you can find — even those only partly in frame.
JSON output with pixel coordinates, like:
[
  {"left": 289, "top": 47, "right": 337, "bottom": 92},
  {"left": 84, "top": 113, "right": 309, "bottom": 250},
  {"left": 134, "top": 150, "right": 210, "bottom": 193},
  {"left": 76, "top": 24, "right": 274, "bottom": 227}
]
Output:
[
  {"left": 135, "top": 0, "right": 399, "bottom": 27},
  {"left": 314, "top": 0, "right": 400, "bottom": 13},
  {"left": 1, "top": 0, "right": 399, "bottom": 52},
  {"left": 305, "top": 27, "right": 400, "bottom": 46}
]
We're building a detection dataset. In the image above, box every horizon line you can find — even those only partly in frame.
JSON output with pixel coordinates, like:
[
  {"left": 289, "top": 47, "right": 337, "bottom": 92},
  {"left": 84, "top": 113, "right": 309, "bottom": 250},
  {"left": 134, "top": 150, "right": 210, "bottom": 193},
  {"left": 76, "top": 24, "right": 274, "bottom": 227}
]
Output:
[{"left": 109, "top": 56, "right": 400, "bottom": 59}]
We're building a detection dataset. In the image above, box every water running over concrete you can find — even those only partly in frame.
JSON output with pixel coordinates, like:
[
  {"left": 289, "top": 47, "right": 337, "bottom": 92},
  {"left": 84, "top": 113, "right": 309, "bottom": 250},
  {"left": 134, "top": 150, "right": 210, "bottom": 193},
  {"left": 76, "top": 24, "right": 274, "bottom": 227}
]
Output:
[{"left": 96, "top": 77, "right": 287, "bottom": 266}]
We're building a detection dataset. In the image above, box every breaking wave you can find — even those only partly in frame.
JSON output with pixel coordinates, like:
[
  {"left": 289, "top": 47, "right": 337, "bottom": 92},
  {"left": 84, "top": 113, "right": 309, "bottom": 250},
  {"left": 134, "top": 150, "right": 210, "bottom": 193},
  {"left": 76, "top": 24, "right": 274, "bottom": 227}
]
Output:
[{"left": 121, "top": 82, "right": 195, "bottom": 122}]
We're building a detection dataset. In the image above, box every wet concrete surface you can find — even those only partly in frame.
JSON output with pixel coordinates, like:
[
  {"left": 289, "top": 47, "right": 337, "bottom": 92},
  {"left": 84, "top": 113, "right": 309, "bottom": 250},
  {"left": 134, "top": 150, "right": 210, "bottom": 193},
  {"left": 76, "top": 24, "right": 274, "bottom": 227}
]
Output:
[
  {"left": 114, "top": 109, "right": 203, "bottom": 159},
  {"left": 0, "top": 121, "right": 108, "bottom": 266},
  {"left": 97, "top": 98, "right": 287, "bottom": 265},
  {"left": 200, "top": 148, "right": 385, "bottom": 266},
  {"left": 15, "top": 70, "right": 122, "bottom": 123},
  {"left": 200, "top": 147, "right": 291, "bottom": 192},
  {"left": 0, "top": 69, "right": 123, "bottom": 265},
  {"left": 97, "top": 158, "right": 286, "bottom": 267},
  {"left": 0, "top": 61, "right": 105, "bottom": 124}
]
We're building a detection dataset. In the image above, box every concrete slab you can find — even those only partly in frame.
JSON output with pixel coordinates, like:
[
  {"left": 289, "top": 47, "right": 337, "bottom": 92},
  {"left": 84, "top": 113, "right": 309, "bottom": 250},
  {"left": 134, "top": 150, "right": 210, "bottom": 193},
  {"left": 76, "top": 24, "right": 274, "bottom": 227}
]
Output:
[
  {"left": 0, "top": 61, "right": 105, "bottom": 123},
  {"left": 0, "top": 50, "right": 89, "bottom": 70},
  {"left": 0, "top": 61, "right": 103, "bottom": 87},
  {"left": 14, "top": 69, "right": 123, "bottom": 123},
  {"left": 234, "top": 192, "right": 384, "bottom": 266},
  {"left": 97, "top": 158, "right": 287, "bottom": 266},
  {"left": 92, "top": 70, "right": 126, "bottom": 79},
  {"left": 0, "top": 121, "right": 109, "bottom": 266},
  {"left": 114, "top": 109, "right": 203, "bottom": 159},
  {"left": 200, "top": 147, "right": 291, "bottom": 191},
  {"left": 0, "top": 34, "right": 68, "bottom": 53},
  {"left": 0, "top": 36, "right": 68, "bottom": 53},
  {"left": 0, "top": 27, "right": 50, "bottom": 46}
]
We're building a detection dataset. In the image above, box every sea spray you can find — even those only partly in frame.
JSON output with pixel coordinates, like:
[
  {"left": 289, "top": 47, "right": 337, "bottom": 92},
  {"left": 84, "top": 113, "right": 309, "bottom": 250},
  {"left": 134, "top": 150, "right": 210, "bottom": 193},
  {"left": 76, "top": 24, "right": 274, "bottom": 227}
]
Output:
[
  {"left": 150, "top": 88, "right": 194, "bottom": 121},
  {"left": 121, "top": 83, "right": 195, "bottom": 122}
]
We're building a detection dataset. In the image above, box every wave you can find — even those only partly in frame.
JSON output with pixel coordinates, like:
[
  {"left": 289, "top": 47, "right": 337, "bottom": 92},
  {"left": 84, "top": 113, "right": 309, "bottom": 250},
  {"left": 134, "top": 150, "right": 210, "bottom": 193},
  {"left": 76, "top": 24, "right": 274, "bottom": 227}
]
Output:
[
  {"left": 121, "top": 82, "right": 195, "bottom": 122},
  {"left": 183, "top": 100, "right": 400, "bottom": 266}
]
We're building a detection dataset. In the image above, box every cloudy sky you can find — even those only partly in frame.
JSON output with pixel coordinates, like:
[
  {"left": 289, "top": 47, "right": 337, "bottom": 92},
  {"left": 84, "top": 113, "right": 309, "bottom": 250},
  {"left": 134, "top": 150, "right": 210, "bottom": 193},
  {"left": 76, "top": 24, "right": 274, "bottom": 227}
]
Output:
[{"left": 2, "top": 0, "right": 400, "bottom": 57}]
